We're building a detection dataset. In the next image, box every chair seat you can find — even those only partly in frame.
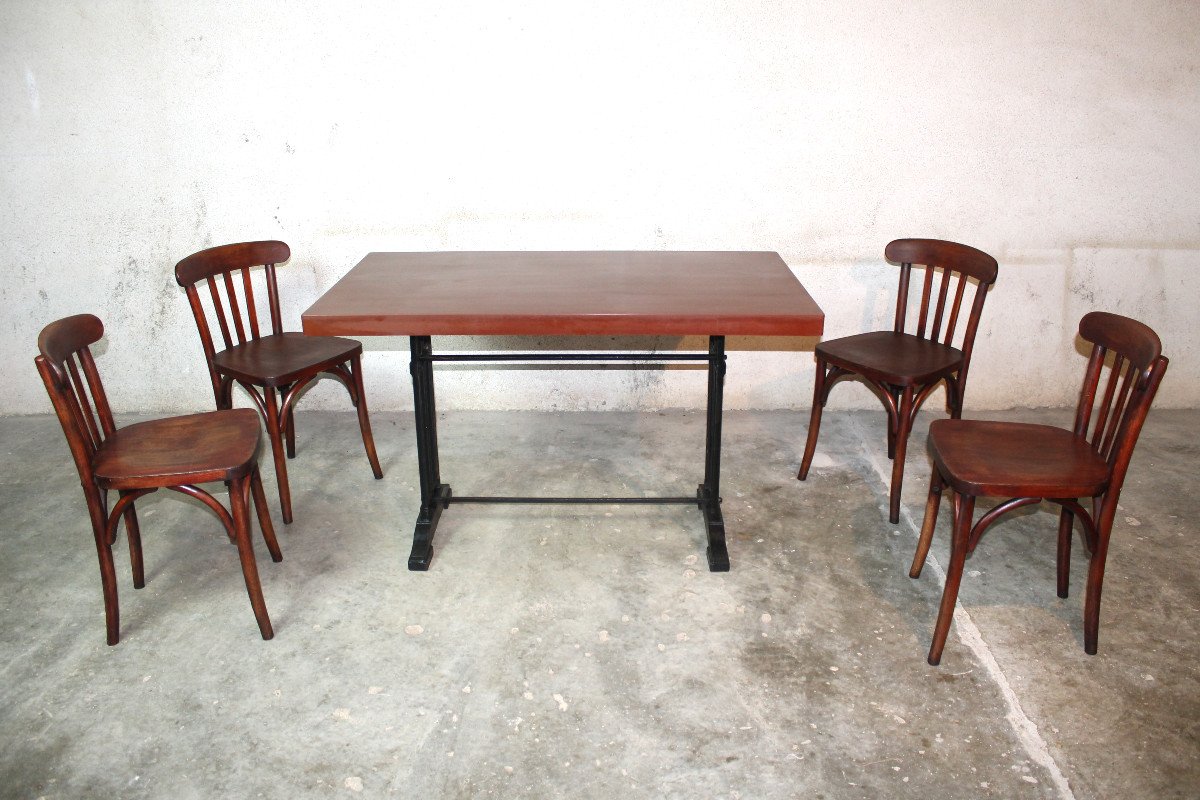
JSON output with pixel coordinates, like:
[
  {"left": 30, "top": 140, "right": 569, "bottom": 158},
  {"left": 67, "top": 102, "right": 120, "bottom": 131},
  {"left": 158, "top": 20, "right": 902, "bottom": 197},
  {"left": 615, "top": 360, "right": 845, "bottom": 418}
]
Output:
[
  {"left": 93, "top": 409, "right": 262, "bottom": 489},
  {"left": 817, "top": 331, "right": 963, "bottom": 386},
  {"left": 929, "top": 419, "right": 1111, "bottom": 498},
  {"left": 212, "top": 332, "right": 362, "bottom": 386}
]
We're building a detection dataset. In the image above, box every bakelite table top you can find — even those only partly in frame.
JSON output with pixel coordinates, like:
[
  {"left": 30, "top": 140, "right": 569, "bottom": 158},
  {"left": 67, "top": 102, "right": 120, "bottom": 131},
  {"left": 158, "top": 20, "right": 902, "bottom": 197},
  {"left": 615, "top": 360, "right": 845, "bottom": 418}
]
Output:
[{"left": 301, "top": 251, "right": 824, "bottom": 337}]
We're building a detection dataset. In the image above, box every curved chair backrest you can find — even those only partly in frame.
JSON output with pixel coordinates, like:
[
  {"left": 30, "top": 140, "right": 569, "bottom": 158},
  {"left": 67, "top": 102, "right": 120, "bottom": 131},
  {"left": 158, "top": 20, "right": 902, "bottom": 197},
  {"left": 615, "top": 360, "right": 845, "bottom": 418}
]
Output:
[
  {"left": 35, "top": 314, "right": 116, "bottom": 485},
  {"left": 174, "top": 241, "right": 291, "bottom": 398},
  {"left": 1073, "top": 311, "right": 1169, "bottom": 494},
  {"left": 884, "top": 238, "right": 999, "bottom": 364}
]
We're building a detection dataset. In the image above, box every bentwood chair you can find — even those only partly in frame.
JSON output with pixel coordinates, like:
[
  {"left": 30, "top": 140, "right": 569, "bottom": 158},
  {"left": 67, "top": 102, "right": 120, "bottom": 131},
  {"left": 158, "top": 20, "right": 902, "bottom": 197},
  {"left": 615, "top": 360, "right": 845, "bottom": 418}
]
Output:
[
  {"left": 175, "top": 241, "right": 383, "bottom": 523},
  {"left": 910, "top": 312, "right": 1168, "bottom": 665},
  {"left": 36, "top": 314, "right": 281, "bottom": 644},
  {"left": 797, "top": 239, "right": 999, "bottom": 523}
]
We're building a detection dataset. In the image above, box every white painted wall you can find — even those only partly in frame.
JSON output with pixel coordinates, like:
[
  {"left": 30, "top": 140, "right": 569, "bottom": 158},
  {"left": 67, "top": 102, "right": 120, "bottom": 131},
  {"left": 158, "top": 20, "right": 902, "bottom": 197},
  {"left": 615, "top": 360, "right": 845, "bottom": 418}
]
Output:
[{"left": 3, "top": 1, "right": 1198, "bottom": 416}]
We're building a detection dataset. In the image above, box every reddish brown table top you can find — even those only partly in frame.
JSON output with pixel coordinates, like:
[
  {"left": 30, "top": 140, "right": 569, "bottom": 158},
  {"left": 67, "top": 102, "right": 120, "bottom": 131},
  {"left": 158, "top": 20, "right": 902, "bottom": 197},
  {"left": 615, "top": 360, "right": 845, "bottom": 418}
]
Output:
[{"left": 301, "top": 251, "right": 824, "bottom": 337}]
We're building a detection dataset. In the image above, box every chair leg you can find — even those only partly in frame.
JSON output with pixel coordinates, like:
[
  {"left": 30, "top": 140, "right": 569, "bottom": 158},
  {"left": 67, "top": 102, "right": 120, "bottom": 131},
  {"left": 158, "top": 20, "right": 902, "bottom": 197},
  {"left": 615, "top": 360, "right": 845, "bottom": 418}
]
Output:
[
  {"left": 1056, "top": 506, "right": 1075, "bottom": 599},
  {"left": 910, "top": 469, "right": 944, "bottom": 578},
  {"left": 349, "top": 354, "right": 384, "bottom": 480},
  {"left": 947, "top": 375, "right": 963, "bottom": 419},
  {"left": 119, "top": 490, "right": 145, "bottom": 589},
  {"left": 229, "top": 475, "right": 274, "bottom": 640},
  {"left": 928, "top": 493, "right": 975, "bottom": 665},
  {"left": 85, "top": 488, "right": 120, "bottom": 645},
  {"left": 262, "top": 386, "right": 293, "bottom": 524},
  {"left": 888, "top": 385, "right": 916, "bottom": 524},
  {"left": 797, "top": 357, "right": 827, "bottom": 481},
  {"left": 1083, "top": 514, "right": 1115, "bottom": 656},
  {"left": 250, "top": 468, "right": 282, "bottom": 563}
]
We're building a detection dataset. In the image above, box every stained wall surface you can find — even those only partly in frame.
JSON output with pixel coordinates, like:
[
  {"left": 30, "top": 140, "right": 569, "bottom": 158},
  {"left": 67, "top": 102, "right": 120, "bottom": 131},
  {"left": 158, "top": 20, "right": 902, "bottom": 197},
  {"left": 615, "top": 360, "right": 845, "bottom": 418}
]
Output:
[{"left": 2, "top": 1, "right": 1198, "bottom": 414}]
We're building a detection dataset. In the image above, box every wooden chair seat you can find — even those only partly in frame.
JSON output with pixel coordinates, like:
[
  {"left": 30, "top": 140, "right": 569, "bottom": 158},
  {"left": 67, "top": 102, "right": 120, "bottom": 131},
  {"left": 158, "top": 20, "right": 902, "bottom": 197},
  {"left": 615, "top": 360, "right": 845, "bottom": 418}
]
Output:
[
  {"left": 817, "top": 331, "right": 964, "bottom": 386},
  {"left": 92, "top": 410, "right": 262, "bottom": 489},
  {"left": 928, "top": 419, "right": 1110, "bottom": 498},
  {"left": 212, "top": 333, "right": 362, "bottom": 386}
]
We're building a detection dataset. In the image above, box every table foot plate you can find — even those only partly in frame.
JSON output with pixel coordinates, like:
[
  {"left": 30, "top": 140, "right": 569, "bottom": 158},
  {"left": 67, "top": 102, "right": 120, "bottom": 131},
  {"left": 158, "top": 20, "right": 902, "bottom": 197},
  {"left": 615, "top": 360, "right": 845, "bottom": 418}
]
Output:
[
  {"left": 698, "top": 484, "right": 729, "bottom": 572},
  {"left": 408, "top": 484, "right": 452, "bottom": 571}
]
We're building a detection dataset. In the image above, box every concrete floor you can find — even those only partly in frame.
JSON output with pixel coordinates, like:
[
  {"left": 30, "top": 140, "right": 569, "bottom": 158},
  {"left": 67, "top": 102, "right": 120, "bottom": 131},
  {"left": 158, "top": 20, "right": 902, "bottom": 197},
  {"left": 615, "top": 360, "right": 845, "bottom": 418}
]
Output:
[{"left": 0, "top": 406, "right": 1196, "bottom": 799}]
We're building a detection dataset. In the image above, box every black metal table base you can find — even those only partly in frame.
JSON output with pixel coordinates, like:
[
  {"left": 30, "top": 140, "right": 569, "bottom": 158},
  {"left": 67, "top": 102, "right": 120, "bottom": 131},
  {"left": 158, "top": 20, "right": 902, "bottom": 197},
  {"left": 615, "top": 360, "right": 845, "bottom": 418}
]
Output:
[{"left": 407, "top": 336, "right": 729, "bottom": 572}]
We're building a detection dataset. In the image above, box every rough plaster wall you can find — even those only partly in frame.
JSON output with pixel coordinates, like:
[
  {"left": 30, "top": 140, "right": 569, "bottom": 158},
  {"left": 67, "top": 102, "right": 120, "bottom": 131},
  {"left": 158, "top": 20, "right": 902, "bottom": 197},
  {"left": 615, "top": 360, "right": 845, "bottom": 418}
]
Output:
[{"left": 2, "top": 1, "right": 1197, "bottom": 415}]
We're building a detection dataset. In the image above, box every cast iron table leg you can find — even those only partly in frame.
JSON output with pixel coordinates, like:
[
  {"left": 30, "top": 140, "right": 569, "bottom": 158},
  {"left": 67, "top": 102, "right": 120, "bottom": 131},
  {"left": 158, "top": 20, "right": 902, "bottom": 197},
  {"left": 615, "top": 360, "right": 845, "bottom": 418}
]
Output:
[
  {"left": 408, "top": 336, "right": 450, "bottom": 570},
  {"left": 699, "top": 335, "right": 729, "bottom": 571}
]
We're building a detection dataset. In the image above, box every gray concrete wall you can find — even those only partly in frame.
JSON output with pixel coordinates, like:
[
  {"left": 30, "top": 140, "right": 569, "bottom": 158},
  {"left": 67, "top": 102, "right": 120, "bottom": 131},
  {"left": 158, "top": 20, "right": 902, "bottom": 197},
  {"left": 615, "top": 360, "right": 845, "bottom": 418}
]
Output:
[{"left": 3, "top": 1, "right": 1198, "bottom": 415}]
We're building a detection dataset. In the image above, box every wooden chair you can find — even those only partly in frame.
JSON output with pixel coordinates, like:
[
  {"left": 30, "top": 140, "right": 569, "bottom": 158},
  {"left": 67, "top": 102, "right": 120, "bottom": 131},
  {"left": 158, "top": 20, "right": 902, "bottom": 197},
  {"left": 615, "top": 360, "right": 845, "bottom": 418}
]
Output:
[
  {"left": 175, "top": 241, "right": 383, "bottom": 524},
  {"left": 797, "top": 239, "right": 999, "bottom": 523},
  {"left": 910, "top": 312, "right": 1168, "bottom": 664},
  {"left": 35, "top": 314, "right": 282, "bottom": 644}
]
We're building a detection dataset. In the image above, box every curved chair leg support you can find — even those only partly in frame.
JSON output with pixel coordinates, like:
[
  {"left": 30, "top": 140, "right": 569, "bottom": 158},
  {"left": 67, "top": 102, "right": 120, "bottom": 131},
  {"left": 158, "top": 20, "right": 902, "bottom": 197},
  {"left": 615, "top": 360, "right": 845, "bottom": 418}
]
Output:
[
  {"left": 228, "top": 475, "right": 274, "bottom": 640},
  {"left": 234, "top": 380, "right": 268, "bottom": 420},
  {"left": 282, "top": 382, "right": 297, "bottom": 459},
  {"left": 928, "top": 493, "right": 975, "bottom": 665},
  {"left": 250, "top": 468, "right": 282, "bottom": 563},
  {"left": 262, "top": 386, "right": 293, "bottom": 524},
  {"left": 349, "top": 354, "right": 384, "bottom": 479},
  {"left": 967, "top": 496, "right": 1043, "bottom": 554},
  {"left": 888, "top": 385, "right": 916, "bottom": 524},
  {"left": 910, "top": 469, "right": 944, "bottom": 578},
  {"left": 797, "top": 357, "right": 828, "bottom": 481}
]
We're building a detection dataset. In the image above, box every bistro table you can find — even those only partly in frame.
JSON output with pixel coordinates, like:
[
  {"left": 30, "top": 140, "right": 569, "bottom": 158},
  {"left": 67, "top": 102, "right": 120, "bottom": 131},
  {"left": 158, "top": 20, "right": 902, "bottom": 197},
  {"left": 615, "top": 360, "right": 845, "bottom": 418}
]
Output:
[{"left": 301, "top": 251, "right": 824, "bottom": 572}]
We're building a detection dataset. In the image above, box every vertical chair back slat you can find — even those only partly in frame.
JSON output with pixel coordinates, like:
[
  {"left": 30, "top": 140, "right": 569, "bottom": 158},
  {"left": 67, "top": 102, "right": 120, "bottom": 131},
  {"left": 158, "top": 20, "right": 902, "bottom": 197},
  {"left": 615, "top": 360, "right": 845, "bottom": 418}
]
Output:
[
  {"left": 206, "top": 276, "right": 235, "bottom": 350},
  {"left": 65, "top": 356, "right": 103, "bottom": 449},
  {"left": 1089, "top": 353, "right": 1125, "bottom": 451},
  {"left": 1099, "top": 363, "right": 1138, "bottom": 459},
  {"left": 222, "top": 271, "right": 248, "bottom": 345},
  {"left": 1073, "top": 345, "right": 1107, "bottom": 438},
  {"left": 78, "top": 348, "right": 116, "bottom": 439},
  {"left": 929, "top": 268, "right": 951, "bottom": 342},
  {"left": 942, "top": 277, "right": 967, "bottom": 346},
  {"left": 894, "top": 262, "right": 912, "bottom": 332},
  {"left": 241, "top": 268, "right": 260, "bottom": 339},
  {"left": 914, "top": 265, "right": 935, "bottom": 339},
  {"left": 264, "top": 262, "right": 283, "bottom": 335}
]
